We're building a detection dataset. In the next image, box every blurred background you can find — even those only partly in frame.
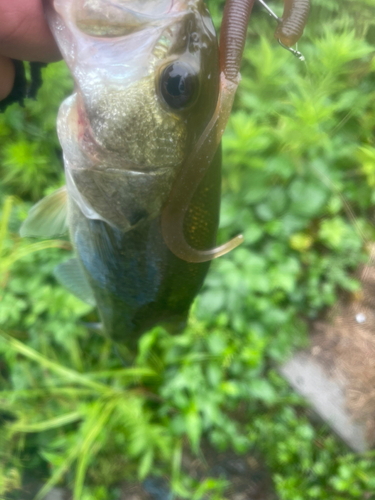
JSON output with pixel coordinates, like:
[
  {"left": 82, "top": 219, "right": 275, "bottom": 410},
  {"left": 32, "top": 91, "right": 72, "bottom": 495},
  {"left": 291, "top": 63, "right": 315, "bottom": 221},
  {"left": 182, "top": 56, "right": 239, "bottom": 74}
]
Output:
[{"left": 1, "top": 0, "right": 375, "bottom": 498}]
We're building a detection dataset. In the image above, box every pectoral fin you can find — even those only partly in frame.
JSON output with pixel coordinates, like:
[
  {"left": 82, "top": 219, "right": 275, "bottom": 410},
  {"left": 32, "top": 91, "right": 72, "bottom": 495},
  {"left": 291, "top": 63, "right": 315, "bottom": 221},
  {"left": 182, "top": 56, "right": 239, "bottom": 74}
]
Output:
[
  {"left": 20, "top": 186, "right": 68, "bottom": 238},
  {"left": 54, "top": 258, "right": 96, "bottom": 307}
]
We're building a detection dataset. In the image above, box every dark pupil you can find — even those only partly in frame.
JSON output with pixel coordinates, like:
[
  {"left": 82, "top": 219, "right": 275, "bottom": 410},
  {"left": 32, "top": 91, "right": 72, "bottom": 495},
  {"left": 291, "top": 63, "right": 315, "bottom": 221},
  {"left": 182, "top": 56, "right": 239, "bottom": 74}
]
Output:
[
  {"left": 161, "top": 62, "right": 197, "bottom": 109},
  {"left": 167, "top": 74, "right": 185, "bottom": 96}
]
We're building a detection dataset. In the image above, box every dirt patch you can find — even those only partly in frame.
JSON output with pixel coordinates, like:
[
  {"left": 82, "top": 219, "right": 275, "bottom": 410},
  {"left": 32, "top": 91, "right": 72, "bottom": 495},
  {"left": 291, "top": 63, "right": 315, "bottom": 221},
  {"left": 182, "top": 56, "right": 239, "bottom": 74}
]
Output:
[
  {"left": 16, "top": 445, "right": 276, "bottom": 500},
  {"left": 181, "top": 442, "right": 277, "bottom": 500},
  {"left": 119, "top": 443, "right": 277, "bottom": 500}
]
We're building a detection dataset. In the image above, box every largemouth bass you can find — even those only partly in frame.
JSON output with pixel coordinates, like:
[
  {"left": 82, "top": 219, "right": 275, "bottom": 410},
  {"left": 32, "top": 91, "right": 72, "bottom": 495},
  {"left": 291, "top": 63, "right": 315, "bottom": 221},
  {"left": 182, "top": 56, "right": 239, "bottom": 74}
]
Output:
[
  {"left": 22, "top": 0, "right": 223, "bottom": 347},
  {"left": 21, "top": 0, "right": 308, "bottom": 345}
]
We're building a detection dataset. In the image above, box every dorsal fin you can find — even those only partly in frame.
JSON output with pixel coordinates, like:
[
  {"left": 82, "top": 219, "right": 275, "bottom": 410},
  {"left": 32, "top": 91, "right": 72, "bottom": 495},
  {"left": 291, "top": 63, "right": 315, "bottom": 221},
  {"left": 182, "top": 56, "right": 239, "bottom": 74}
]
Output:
[{"left": 20, "top": 186, "right": 68, "bottom": 238}]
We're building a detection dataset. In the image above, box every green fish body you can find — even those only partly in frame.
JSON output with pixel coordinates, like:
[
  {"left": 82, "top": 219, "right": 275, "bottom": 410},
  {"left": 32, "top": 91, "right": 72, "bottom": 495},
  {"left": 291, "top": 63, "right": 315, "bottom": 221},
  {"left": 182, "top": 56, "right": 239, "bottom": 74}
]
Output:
[{"left": 23, "top": 0, "right": 221, "bottom": 345}]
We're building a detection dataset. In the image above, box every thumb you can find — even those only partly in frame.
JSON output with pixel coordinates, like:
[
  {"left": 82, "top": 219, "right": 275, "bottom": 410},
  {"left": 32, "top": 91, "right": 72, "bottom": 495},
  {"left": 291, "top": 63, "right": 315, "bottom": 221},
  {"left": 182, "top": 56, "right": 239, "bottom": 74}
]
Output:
[{"left": 0, "top": 55, "right": 15, "bottom": 101}]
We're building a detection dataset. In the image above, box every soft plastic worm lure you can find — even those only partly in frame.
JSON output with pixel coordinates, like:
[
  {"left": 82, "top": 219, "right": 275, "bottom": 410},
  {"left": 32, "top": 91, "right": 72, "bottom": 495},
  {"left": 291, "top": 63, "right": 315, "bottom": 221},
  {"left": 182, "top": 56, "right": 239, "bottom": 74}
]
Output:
[
  {"left": 275, "top": 0, "right": 310, "bottom": 47},
  {"left": 161, "top": 0, "right": 256, "bottom": 263},
  {"left": 161, "top": 0, "right": 309, "bottom": 263},
  {"left": 258, "top": 0, "right": 310, "bottom": 60}
]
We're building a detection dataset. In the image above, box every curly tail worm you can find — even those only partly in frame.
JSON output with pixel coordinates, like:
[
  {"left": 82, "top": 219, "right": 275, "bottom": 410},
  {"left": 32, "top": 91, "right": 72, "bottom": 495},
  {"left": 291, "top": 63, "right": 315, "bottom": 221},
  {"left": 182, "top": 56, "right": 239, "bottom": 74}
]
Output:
[{"left": 161, "top": 0, "right": 255, "bottom": 263}]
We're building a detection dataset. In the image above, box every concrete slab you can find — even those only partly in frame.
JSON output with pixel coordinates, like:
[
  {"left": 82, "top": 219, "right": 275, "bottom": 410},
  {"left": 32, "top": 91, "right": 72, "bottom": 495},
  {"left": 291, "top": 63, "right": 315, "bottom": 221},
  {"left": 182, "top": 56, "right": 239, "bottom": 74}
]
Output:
[
  {"left": 280, "top": 351, "right": 368, "bottom": 452},
  {"left": 44, "top": 488, "right": 70, "bottom": 500},
  {"left": 9, "top": 483, "right": 71, "bottom": 500}
]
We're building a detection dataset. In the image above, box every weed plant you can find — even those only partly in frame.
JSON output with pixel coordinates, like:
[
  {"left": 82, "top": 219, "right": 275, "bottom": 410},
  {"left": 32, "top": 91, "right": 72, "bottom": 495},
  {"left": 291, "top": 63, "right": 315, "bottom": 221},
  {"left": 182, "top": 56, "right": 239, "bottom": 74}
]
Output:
[{"left": 1, "top": 0, "right": 375, "bottom": 499}]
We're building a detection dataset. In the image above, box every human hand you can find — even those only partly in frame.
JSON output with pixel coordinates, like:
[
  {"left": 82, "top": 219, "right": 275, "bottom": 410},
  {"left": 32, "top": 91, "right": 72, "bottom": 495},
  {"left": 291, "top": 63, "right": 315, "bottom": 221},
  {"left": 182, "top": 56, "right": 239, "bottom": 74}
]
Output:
[{"left": 0, "top": 0, "right": 60, "bottom": 100}]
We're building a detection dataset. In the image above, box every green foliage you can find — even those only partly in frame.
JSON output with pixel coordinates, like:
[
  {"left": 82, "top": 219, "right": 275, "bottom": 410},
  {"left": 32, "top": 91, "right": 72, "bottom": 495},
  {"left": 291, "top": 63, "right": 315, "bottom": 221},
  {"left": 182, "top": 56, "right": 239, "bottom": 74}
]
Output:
[
  {"left": 2, "top": 1, "right": 375, "bottom": 499},
  {"left": 0, "top": 63, "right": 72, "bottom": 201},
  {"left": 247, "top": 403, "right": 375, "bottom": 499}
]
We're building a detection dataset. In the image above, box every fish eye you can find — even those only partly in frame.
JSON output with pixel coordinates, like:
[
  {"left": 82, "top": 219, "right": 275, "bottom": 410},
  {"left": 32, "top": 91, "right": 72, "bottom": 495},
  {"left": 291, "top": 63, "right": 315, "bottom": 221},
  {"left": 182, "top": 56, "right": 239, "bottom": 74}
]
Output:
[{"left": 160, "top": 62, "right": 199, "bottom": 110}]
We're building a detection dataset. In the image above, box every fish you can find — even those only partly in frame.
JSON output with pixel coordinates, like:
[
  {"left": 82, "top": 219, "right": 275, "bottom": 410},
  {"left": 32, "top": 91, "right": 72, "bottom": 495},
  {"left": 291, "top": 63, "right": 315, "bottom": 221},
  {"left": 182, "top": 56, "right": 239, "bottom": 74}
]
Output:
[
  {"left": 21, "top": 0, "right": 274, "bottom": 347},
  {"left": 21, "top": 0, "right": 226, "bottom": 348},
  {"left": 21, "top": 0, "right": 312, "bottom": 347}
]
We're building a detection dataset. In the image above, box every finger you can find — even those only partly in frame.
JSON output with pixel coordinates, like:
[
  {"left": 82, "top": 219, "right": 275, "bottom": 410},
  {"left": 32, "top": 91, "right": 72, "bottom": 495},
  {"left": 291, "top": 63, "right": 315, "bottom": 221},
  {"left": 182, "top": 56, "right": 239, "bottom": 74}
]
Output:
[
  {"left": 0, "top": 54, "right": 15, "bottom": 100},
  {"left": 0, "top": 0, "right": 60, "bottom": 62}
]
